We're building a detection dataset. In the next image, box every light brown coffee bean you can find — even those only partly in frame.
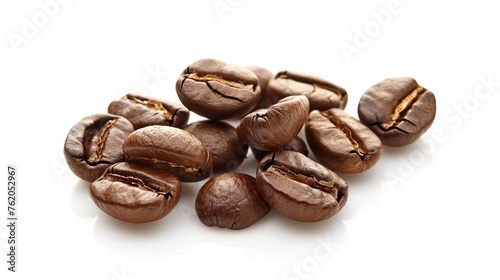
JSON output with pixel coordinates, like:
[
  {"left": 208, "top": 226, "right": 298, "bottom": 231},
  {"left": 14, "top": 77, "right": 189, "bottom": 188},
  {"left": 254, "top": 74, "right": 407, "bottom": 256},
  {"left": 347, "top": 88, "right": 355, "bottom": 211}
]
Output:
[
  {"left": 256, "top": 151, "right": 348, "bottom": 222},
  {"left": 123, "top": 125, "right": 213, "bottom": 182},
  {"left": 90, "top": 162, "right": 181, "bottom": 223},
  {"left": 358, "top": 77, "right": 436, "bottom": 146},
  {"left": 306, "top": 108, "right": 383, "bottom": 174}
]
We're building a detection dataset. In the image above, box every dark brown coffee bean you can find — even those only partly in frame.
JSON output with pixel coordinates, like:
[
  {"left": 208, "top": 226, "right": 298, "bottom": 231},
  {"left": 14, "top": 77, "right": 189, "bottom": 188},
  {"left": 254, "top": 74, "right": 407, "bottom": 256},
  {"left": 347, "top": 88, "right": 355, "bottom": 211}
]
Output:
[
  {"left": 195, "top": 172, "right": 270, "bottom": 230},
  {"left": 236, "top": 95, "right": 309, "bottom": 150},
  {"left": 64, "top": 114, "right": 134, "bottom": 182},
  {"left": 248, "top": 65, "right": 275, "bottom": 109},
  {"left": 123, "top": 125, "right": 212, "bottom": 182},
  {"left": 89, "top": 162, "right": 181, "bottom": 223},
  {"left": 256, "top": 151, "right": 348, "bottom": 222},
  {"left": 108, "top": 93, "right": 190, "bottom": 129},
  {"left": 176, "top": 58, "right": 261, "bottom": 120},
  {"left": 183, "top": 120, "right": 248, "bottom": 174},
  {"left": 267, "top": 70, "right": 348, "bottom": 111},
  {"left": 358, "top": 77, "right": 436, "bottom": 146},
  {"left": 251, "top": 136, "right": 309, "bottom": 161},
  {"left": 306, "top": 108, "right": 383, "bottom": 174}
]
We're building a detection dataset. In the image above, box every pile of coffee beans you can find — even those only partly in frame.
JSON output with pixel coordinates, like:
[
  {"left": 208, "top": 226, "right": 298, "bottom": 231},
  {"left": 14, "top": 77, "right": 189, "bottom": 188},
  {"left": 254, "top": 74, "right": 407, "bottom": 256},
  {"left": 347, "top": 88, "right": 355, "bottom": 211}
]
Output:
[{"left": 63, "top": 58, "right": 436, "bottom": 229}]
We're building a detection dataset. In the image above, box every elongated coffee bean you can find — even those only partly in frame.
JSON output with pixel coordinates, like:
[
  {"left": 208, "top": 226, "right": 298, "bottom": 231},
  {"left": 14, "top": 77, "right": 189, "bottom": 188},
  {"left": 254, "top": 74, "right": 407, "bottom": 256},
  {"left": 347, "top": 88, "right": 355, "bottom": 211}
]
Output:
[
  {"left": 358, "top": 77, "right": 436, "bottom": 146},
  {"left": 306, "top": 108, "right": 383, "bottom": 173},
  {"left": 63, "top": 114, "right": 134, "bottom": 182},
  {"left": 256, "top": 151, "right": 348, "bottom": 222},
  {"left": 108, "top": 93, "right": 190, "bottom": 129},
  {"left": 90, "top": 162, "right": 181, "bottom": 223},
  {"left": 176, "top": 58, "right": 261, "bottom": 120},
  {"left": 267, "top": 70, "right": 348, "bottom": 111},
  {"left": 123, "top": 125, "right": 213, "bottom": 182},
  {"left": 236, "top": 95, "right": 309, "bottom": 150}
]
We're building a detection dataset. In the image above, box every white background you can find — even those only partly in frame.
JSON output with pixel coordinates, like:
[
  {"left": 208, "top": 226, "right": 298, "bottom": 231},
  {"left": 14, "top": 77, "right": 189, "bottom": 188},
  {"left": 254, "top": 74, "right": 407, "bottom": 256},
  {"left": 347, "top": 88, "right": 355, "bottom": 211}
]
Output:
[{"left": 1, "top": 1, "right": 499, "bottom": 279}]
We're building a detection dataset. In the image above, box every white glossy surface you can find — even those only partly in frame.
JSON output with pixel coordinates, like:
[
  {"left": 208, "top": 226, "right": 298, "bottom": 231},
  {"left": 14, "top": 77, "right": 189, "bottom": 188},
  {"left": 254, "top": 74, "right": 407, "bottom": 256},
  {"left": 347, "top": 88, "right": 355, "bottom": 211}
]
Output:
[{"left": 1, "top": 1, "right": 499, "bottom": 279}]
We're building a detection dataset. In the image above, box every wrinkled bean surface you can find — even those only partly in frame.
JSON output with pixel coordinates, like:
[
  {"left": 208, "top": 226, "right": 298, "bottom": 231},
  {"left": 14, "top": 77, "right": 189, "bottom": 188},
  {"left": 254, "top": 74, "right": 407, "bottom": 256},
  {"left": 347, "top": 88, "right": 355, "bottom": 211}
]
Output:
[
  {"left": 236, "top": 95, "right": 309, "bottom": 150},
  {"left": 267, "top": 70, "right": 348, "bottom": 111},
  {"left": 123, "top": 125, "right": 213, "bottom": 182},
  {"left": 108, "top": 94, "right": 189, "bottom": 129},
  {"left": 256, "top": 151, "right": 348, "bottom": 222},
  {"left": 176, "top": 58, "right": 261, "bottom": 120},
  {"left": 358, "top": 77, "right": 436, "bottom": 146},
  {"left": 64, "top": 114, "right": 134, "bottom": 182},
  {"left": 306, "top": 108, "right": 383, "bottom": 173},
  {"left": 195, "top": 172, "right": 270, "bottom": 230},
  {"left": 90, "top": 162, "right": 181, "bottom": 223}
]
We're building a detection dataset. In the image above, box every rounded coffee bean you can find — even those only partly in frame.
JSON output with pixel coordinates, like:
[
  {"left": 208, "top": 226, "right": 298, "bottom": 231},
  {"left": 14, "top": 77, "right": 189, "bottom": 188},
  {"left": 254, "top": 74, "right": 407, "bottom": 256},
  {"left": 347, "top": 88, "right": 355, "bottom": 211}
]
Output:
[
  {"left": 251, "top": 136, "right": 309, "bottom": 161},
  {"left": 236, "top": 95, "right": 309, "bottom": 150},
  {"left": 64, "top": 114, "right": 134, "bottom": 182},
  {"left": 183, "top": 120, "right": 248, "bottom": 173},
  {"left": 108, "top": 93, "right": 190, "bottom": 129},
  {"left": 195, "top": 172, "right": 270, "bottom": 230},
  {"left": 267, "top": 70, "right": 348, "bottom": 111},
  {"left": 176, "top": 58, "right": 261, "bottom": 120},
  {"left": 306, "top": 108, "right": 383, "bottom": 174},
  {"left": 256, "top": 151, "right": 348, "bottom": 222},
  {"left": 358, "top": 77, "right": 436, "bottom": 146},
  {"left": 248, "top": 65, "right": 275, "bottom": 109},
  {"left": 123, "top": 125, "right": 213, "bottom": 182},
  {"left": 90, "top": 162, "right": 181, "bottom": 223}
]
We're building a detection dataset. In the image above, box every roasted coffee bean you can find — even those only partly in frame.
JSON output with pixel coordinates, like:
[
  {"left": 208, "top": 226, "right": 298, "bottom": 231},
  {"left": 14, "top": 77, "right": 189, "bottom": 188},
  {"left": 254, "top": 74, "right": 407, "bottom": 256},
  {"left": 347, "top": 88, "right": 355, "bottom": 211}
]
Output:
[
  {"left": 183, "top": 120, "right": 248, "bottom": 174},
  {"left": 256, "top": 151, "right": 348, "bottom": 222},
  {"left": 195, "top": 172, "right": 270, "bottom": 230},
  {"left": 358, "top": 77, "right": 436, "bottom": 146},
  {"left": 267, "top": 70, "right": 348, "bottom": 111},
  {"left": 251, "top": 136, "right": 309, "bottom": 161},
  {"left": 123, "top": 125, "right": 212, "bottom": 182},
  {"left": 64, "top": 114, "right": 134, "bottom": 182},
  {"left": 306, "top": 108, "right": 383, "bottom": 174},
  {"left": 176, "top": 58, "right": 261, "bottom": 120},
  {"left": 108, "top": 93, "right": 190, "bottom": 129},
  {"left": 248, "top": 65, "right": 275, "bottom": 109},
  {"left": 236, "top": 95, "right": 309, "bottom": 150},
  {"left": 90, "top": 162, "right": 181, "bottom": 223}
]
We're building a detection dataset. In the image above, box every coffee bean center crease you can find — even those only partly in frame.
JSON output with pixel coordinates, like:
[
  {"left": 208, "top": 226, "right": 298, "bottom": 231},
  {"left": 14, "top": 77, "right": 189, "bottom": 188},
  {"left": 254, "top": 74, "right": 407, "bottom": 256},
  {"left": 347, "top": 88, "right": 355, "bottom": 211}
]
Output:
[
  {"left": 124, "top": 95, "right": 173, "bottom": 122},
  {"left": 320, "top": 112, "right": 367, "bottom": 160},
  {"left": 183, "top": 72, "right": 254, "bottom": 90},
  {"left": 131, "top": 156, "right": 205, "bottom": 176},
  {"left": 182, "top": 72, "right": 253, "bottom": 103},
  {"left": 266, "top": 164, "right": 338, "bottom": 196},
  {"left": 103, "top": 173, "right": 173, "bottom": 199},
  {"left": 277, "top": 73, "right": 345, "bottom": 99},
  {"left": 377, "top": 86, "right": 424, "bottom": 131},
  {"left": 85, "top": 118, "right": 117, "bottom": 164}
]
